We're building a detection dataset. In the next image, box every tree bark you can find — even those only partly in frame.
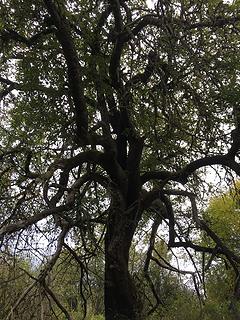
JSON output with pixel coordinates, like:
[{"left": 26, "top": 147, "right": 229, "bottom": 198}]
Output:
[{"left": 104, "top": 195, "right": 141, "bottom": 320}]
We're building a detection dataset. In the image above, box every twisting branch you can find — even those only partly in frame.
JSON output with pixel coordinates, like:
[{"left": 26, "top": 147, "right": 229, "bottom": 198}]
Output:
[
  {"left": 5, "top": 227, "right": 69, "bottom": 320},
  {"left": 125, "top": 51, "right": 159, "bottom": 87},
  {"left": 0, "top": 204, "right": 72, "bottom": 238},
  {"left": 126, "top": 14, "right": 240, "bottom": 39},
  {"left": 43, "top": 283, "right": 73, "bottom": 320},
  {"left": 164, "top": 189, "right": 240, "bottom": 271},
  {"left": 5, "top": 281, "right": 37, "bottom": 320},
  {"left": 143, "top": 186, "right": 240, "bottom": 275},
  {"left": 109, "top": 37, "right": 125, "bottom": 88},
  {"left": 109, "top": 0, "right": 123, "bottom": 32},
  {"left": 141, "top": 153, "right": 240, "bottom": 186},
  {"left": 0, "top": 27, "right": 54, "bottom": 47},
  {"left": 43, "top": 0, "right": 88, "bottom": 139},
  {"left": 151, "top": 255, "right": 195, "bottom": 276},
  {"left": 159, "top": 193, "right": 175, "bottom": 246},
  {"left": 0, "top": 75, "right": 67, "bottom": 100},
  {"left": 144, "top": 213, "right": 163, "bottom": 315},
  {"left": 39, "top": 226, "right": 69, "bottom": 280}
]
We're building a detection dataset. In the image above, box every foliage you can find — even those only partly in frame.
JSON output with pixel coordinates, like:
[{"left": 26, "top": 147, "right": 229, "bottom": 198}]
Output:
[
  {"left": 0, "top": 253, "right": 50, "bottom": 319},
  {"left": 201, "top": 182, "right": 240, "bottom": 319},
  {"left": 203, "top": 182, "right": 240, "bottom": 252}
]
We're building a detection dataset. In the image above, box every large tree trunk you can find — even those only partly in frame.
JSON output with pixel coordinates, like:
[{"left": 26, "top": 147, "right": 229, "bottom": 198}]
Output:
[
  {"left": 104, "top": 199, "right": 141, "bottom": 320},
  {"left": 104, "top": 137, "right": 144, "bottom": 319}
]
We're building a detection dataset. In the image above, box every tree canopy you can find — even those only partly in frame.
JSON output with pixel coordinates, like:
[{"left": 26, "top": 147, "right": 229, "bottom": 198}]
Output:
[{"left": 0, "top": 0, "right": 240, "bottom": 319}]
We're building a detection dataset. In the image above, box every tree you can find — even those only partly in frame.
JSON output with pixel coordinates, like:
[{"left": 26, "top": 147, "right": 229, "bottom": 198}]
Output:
[
  {"left": 202, "top": 182, "right": 240, "bottom": 319},
  {"left": 0, "top": 252, "right": 54, "bottom": 320},
  {"left": 204, "top": 181, "right": 240, "bottom": 253},
  {"left": 0, "top": 0, "right": 240, "bottom": 319}
]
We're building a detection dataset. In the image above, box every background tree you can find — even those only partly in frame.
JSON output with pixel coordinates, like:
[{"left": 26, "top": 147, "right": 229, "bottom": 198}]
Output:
[
  {"left": 203, "top": 181, "right": 240, "bottom": 253},
  {"left": 0, "top": 0, "right": 240, "bottom": 319},
  {"left": 0, "top": 252, "right": 54, "bottom": 319},
  {"left": 202, "top": 182, "right": 240, "bottom": 319}
]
